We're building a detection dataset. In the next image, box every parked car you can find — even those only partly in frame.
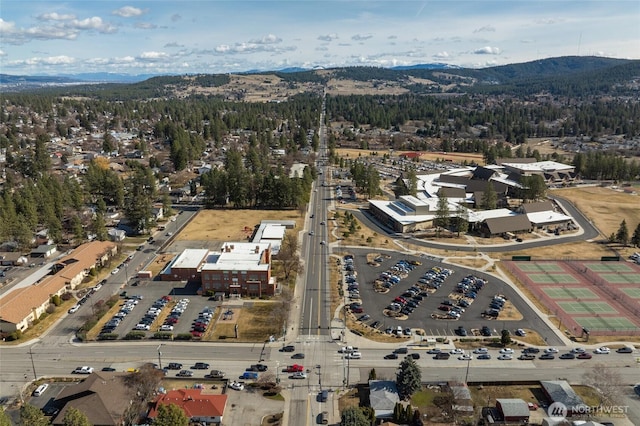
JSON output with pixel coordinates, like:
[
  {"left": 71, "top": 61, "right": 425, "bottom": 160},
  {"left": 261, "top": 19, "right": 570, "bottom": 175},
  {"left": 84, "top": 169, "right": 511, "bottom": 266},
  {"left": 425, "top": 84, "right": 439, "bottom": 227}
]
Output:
[
  {"left": 229, "top": 381, "right": 244, "bottom": 391},
  {"left": 384, "top": 353, "right": 398, "bottom": 360},
  {"left": 176, "top": 370, "right": 193, "bottom": 377},
  {"left": 559, "top": 353, "right": 576, "bottom": 360},
  {"left": 594, "top": 346, "right": 611, "bottom": 354},
  {"left": 192, "top": 362, "right": 210, "bottom": 369},
  {"left": 577, "top": 353, "right": 592, "bottom": 359},
  {"left": 616, "top": 347, "right": 633, "bottom": 353},
  {"left": 280, "top": 345, "right": 295, "bottom": 352}
]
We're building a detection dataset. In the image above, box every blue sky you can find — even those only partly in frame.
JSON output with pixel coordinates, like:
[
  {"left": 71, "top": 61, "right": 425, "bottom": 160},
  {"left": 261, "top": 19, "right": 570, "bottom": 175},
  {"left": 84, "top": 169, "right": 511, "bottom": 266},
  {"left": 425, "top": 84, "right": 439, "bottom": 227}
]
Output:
[{"left": 1, "top": 1, "right": 638, "bottom": 75}]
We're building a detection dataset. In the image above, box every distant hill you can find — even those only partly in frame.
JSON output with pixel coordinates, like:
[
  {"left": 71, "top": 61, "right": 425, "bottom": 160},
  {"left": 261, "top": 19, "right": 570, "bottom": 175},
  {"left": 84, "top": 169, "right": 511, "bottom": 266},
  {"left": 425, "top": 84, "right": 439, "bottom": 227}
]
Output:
[{"left": 2, "top": 56, "right": 639, "bottom": 97}]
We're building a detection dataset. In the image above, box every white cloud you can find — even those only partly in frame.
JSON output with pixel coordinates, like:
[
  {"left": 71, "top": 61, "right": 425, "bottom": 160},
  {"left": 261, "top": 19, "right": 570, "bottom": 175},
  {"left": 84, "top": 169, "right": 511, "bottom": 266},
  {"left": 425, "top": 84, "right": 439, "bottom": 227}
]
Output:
[
  {"left": 164, "top": 42, "right": 184, "bottom": 48},
  {"left": 473, "top": 25, "right": 495, "bottom": 33},
  {"left": 12, "top": 55, "right": 76, "bottom": 66},
  {"left": 37, "top": 13, "right": 76, "bottom": 21},
  {"left": 317, "top": 33, "right": 338, "bottom": 42},
  {"left": 352, "top": 34, "right": 372, "bottom": 41},
  {"left": 248, "top": 34, "right": 282, "bottom": 45},
  {"left": 135, "top": 22, "right": 157, "bottom": 30},
  {"left": 112, "top": 6, "right": 146, "bottom": 18},
  {"left": 139, "top": 51, "right": 170, "bottom": 61},
  {"left": 433, "top": 51, "right": 450, "bottom": 59},
  {"left": 0, "top": 49, "right": 6, "bottom": 57},
  {"left": 473, "top": 46, "right": 501, "bottom": 55},
  {"left": 70, "top": 17, "right": 115, "bottom": 33}
]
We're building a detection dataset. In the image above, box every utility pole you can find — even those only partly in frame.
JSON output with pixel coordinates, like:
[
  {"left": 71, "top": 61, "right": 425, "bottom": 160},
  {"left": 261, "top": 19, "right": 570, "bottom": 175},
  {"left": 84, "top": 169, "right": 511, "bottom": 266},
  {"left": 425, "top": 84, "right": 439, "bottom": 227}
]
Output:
[{"left": 28, "top": 347, "right": 37, "bottom": 381}]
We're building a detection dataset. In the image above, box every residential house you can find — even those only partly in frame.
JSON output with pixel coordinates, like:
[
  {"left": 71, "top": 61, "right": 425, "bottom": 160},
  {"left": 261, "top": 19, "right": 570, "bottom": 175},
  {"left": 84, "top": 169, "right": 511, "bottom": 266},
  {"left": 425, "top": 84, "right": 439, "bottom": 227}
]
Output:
[
  {"left": 147, "top": 389, "right": 227, "bottom": 425},
  {"left": 107, "top": 229, "right": 126, "bottom": 242},
  {"left": 540, "top": 380, "right": 586, "bottom": 417},
  {"left": 369, "top": 380, "right": 400, "bottom": 420},
  {"left": 51, "top": 372, "right": 133, "bottom": 426},
  {"left": 496, "top": 398, "right": 530, "bottom": 424}
]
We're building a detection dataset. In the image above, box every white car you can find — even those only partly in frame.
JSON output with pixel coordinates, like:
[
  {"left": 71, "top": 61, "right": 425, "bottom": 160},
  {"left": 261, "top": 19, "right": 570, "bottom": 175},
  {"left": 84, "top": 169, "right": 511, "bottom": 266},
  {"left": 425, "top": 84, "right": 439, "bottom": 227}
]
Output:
[
  {"left": 160, "top": 325, "right": 174, "bottom": 331},
  {"left": 450, "top": 348, "right": 465, "bottom": 355},
  {"left": 73, "top": 366, "right": 94, "bottom": 374},
  {"left": 111, "top": 268, "right": 120, "bottom": 275},
  {"left": 544, "top": 347, "right": 559, "bottom": 353},
  {"left": 499, "top": 348, "right": 514, "bottom": 354},
  {"left": 497, "top": 354, "right": 513, "bottom": 360},
  {"left": 473, "top": 348, "right": 489, "bottom": 354},
  {"left": 515, "top": 328, "right": 526, "bottom": 336},
  {"left": 571, "top": 347, "right": 586, "bottom": 354},
  {"left": 345, "top": 352, "right": 362, "bottom": 359},
  {"left": 134, "top": 324, "right": 150, "bottom": 331},
  {"left": 229, "top": 381, "right": 244, "bottom": 391},
  {"left": 68, "top": 305, "right": 80, "bottom": 314},
  {"left": 594, "top": 346, "right": 611, "bottom": 354},
  {"left": 291, "top": 372, "right": 307, "bottom": 379},
  {"left": 458, "top": 354, "right": 473, "bottom": 361}
]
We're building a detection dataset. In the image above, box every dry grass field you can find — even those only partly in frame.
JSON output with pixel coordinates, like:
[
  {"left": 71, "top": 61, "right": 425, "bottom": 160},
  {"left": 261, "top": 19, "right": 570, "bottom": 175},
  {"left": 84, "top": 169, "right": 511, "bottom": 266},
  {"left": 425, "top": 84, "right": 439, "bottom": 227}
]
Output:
[
  {"left": 552, "top": 186, "right": 639, "bottom": 239},
  {"left": 178, "top": 209, "right": 304, "bottom": 242},
  {"left": 335, "top": 148, "right": 485, "bottom": 165},
  {"left": 211, "top": 303, "right": 283, "bottom": 342}
]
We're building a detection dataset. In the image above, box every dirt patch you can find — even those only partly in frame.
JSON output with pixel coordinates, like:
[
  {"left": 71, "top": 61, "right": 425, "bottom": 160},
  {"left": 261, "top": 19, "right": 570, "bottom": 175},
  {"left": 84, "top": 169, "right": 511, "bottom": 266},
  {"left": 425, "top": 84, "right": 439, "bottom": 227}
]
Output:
[
  {"left": 499, "top": 241, "right": 615, "bottom": 260},
  {"left": 446, "top": 257, "right": 491, "bottom": 270},
  {"left": 178, "top": 209, "right": 303, "bottom": 242},
  {"left": 147, "top": 254, "right": 175, "bottom": 276},
  {"left": 496, "top": 301, "right": 523, "bottom": 321},
  {"left": 211, "top": 303, "right": 283, "bottom": 342},
  {"left": 161, "top": 379, "right": 225, "bottom": 393}
]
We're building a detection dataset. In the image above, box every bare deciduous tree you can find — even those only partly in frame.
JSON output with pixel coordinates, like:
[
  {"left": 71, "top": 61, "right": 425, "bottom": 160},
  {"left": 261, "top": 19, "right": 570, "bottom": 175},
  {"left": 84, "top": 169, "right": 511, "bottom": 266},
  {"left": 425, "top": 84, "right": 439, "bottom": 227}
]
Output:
[{"left": 584, "top": 363, "right": 624, "bottom": 407}]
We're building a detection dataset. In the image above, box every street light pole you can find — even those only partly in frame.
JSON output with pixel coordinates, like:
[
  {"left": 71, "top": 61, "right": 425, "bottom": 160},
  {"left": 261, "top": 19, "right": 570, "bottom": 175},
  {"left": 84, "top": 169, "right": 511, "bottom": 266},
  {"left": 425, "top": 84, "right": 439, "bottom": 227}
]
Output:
[{"left": 157, "top": 344, "right": 163, "bottom": 370}]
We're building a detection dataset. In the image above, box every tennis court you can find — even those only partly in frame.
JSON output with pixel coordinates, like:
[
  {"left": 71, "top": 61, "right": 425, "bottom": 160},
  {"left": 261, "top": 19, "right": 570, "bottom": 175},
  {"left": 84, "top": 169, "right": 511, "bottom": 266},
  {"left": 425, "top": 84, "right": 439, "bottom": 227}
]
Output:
[
  {"left": 599, "top": 273, "right": 639, "bottom": 284},
  {"left": 620, "top": 288, "right": 640, "bottom": 299},
  {"left": 557, "top": 301, "right": 618, "bottom": 314},
  {"left": 585, "top": 262, "right": 635, "bottom": 273},
  {"left": 528, "top": 273, "right": 580, "bottom": 284},
  {"left": 542, "top": 287, "right": 599, "bottom": 299},
  {"left": 574, "top": 316, "right": 637, "bottom": 331},
  {"left": 515, "top": 263, "right": 565, "bottom": 273}
]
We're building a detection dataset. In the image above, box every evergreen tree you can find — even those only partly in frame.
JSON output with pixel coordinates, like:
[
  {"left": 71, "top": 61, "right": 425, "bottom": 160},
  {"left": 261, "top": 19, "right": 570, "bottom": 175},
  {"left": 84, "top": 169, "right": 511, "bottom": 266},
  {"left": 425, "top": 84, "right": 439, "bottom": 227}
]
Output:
[
  {"left": 616, "top": 219, "right": 629, "bottom": 245},
  {"left": 396, "top": 357, "right": 422, "bottom": 400},
  {"left": 19, "top": 404, "right": 50, "bottom": 426},
  {"left": 340, "top": 406, "right": 369, "bottom": 426},
  {"left": 631, "top": 223, "right": 640, "bottom": 248},
  {"left": 153, "top": 404, "right": 189, "bottom": 426},
  {"left": 455, "top": 205, "right": 469, "bottom": 236},
  {"left": 62, "top": 407, "right": 91, "bottom": 426},
  {"left": 434, "top": 192, "right": 449, "bottom": 233},
  {"left": 0, "top": 407, "right": 11, "bottom": 426},
  {"left": 501, "top": 329, "right": 512, "bottom": 346},
  {"left": 368, "top": 368, "right": 377, "bottom": 381},
  {"left": 481, "top": 182, "right": 497, "bottom": 210}
]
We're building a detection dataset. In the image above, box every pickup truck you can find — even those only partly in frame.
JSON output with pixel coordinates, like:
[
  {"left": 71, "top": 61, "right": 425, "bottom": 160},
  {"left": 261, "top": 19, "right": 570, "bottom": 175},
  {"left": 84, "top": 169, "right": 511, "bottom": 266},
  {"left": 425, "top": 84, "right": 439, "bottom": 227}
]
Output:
[
  {"left": 73, "top": 366, "right": 94, "bottom": 374},
  {"left": 209, "top": 370, "right": 225, "bottom": 379}
]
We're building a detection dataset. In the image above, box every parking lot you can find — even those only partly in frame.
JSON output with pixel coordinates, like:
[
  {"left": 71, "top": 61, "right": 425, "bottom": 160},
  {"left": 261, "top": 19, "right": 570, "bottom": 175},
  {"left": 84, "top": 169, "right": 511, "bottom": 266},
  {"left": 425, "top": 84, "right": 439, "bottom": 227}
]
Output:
[
  {"left": 342, "top": 248, "right": 561, "bottom": 343},
  {"left": 97, "top": 280, "right": 223, "bottom": 340}
]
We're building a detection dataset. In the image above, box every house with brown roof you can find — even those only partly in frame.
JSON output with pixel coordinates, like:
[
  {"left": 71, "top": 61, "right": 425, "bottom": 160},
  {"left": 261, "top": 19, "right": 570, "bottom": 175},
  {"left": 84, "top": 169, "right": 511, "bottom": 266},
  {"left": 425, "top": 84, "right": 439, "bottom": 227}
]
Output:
[
  {"left": 51, "top": 372, "right": 133, "bottom": 426},
  {"left": 480, "top": 215, "right": 533, "bottom": 237},
  {"left": 0, "top": 241, "right": 116, "bottom": 333},
  {"left": 147, "top": 389, "right": 227, "bottom": 424}
]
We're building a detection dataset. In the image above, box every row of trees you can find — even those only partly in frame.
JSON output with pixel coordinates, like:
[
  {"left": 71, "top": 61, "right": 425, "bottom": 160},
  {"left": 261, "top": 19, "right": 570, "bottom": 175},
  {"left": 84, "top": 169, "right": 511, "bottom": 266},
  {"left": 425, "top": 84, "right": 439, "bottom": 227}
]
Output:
[{"left": 611, "top": 219, "right": 640, "bottom": 247}]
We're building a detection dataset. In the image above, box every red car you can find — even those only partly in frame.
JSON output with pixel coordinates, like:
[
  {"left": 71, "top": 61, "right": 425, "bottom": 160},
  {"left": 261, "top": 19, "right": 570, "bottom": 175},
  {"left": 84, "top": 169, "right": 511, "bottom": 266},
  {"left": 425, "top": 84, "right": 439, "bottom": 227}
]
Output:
[
  {"left": 577, "top": 353, "right": 592, "bottom": 359},
  {"left": 284, "top": 364, "right": 304, "bottom": 373}
]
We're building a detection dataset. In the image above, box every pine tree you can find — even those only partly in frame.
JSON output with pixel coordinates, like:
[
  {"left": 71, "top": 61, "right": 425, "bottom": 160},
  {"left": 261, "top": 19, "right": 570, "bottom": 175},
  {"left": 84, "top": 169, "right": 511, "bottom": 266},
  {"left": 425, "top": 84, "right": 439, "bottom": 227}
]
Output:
[
  {"left": 616, "top": 219, "right": 629, "bottom": 246},
  {"left": 19, "top": 404, "right": 50, "bottom": 426},
  {"left": 396, "top": 357, "right": 422, "bottom": 400},
  {"left": 481, "top": 182, "right": 497, "bottom": 210},
  {"left": 61, "top": 407, "right": 91, "bottom": 426},
  {"left": 631, "top": 223, "right": 640, "bottom": 248}
]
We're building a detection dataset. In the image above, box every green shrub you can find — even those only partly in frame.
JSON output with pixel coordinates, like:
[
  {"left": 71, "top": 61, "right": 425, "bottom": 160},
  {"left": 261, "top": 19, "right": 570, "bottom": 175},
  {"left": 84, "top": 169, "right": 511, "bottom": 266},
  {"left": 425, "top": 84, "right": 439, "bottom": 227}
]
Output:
[
  {"left": 97, "top": 333, "right": 118, "bottom": 340},
  {"left": 174, "top": 333, "right": 193, "bottom": 340},
  {"left": 152, "top": 332, "right": 173, "bottom": 340},
  {"left": 124, "top": 331, "right": 146, "bottom": 340}
]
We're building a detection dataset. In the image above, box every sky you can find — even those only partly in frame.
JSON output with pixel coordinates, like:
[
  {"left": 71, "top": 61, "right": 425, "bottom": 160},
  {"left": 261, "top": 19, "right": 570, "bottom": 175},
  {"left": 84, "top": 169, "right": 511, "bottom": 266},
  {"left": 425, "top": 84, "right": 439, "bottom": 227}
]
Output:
[{"left": 1, "top": 1, "right": 639, "bottom": 76}]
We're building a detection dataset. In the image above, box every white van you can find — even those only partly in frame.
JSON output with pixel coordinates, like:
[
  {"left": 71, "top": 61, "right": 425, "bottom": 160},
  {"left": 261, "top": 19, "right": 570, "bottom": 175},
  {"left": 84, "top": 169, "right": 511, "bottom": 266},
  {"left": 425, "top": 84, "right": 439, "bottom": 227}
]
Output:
[{"left": 33, "top": 383, "right": 49, "bottom": 397}]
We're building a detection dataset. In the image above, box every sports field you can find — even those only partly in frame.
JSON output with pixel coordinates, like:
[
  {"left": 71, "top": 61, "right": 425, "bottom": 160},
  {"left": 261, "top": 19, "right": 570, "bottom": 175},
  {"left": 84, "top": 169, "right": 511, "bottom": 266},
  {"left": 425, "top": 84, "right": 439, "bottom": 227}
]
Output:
[{"left": 503, "top": 260, "right": 640, "bottom": 335}]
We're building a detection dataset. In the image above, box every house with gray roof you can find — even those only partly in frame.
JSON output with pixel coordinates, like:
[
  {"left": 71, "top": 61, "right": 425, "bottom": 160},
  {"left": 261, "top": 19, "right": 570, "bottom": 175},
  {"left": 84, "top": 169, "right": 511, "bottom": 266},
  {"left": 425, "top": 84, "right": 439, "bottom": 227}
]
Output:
[
  {"left": 540, "top": 380, "right": 585, "bottom": 417},
  {"left": 369, "top": 380, "right": 399, "bottom": 419},
  {"left": 496, "top": 398, "right": 530, "bottom": 423}
]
